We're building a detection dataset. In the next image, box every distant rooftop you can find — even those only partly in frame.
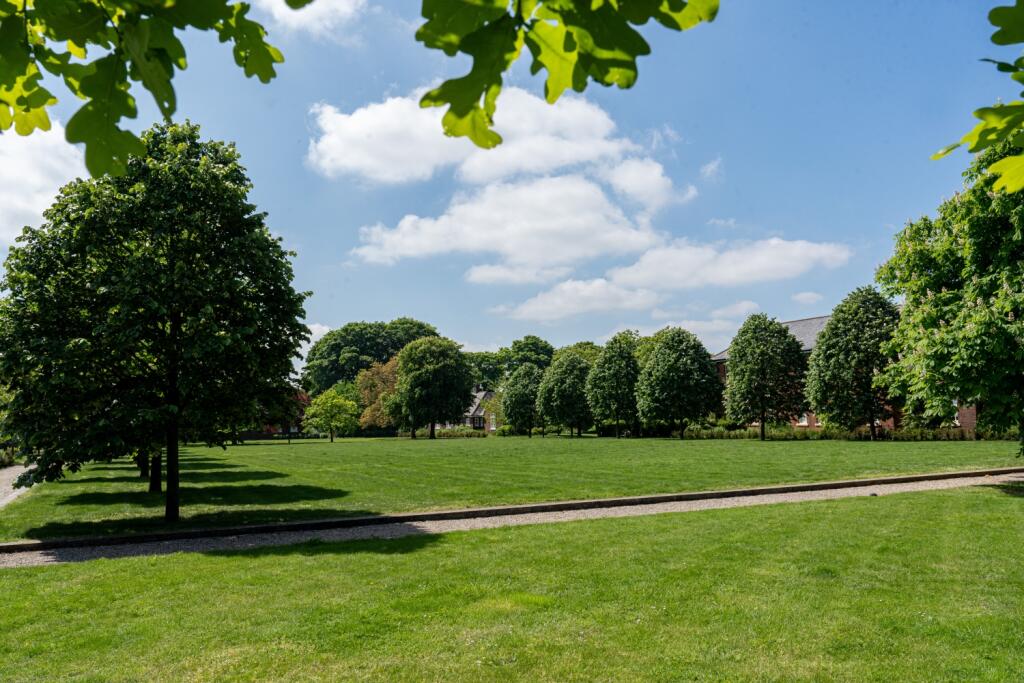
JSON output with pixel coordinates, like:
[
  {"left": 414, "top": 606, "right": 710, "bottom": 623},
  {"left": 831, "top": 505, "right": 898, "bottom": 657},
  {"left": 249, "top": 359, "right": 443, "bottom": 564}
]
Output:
[{"left": 711, "top": 314, "right": 831, "bottom": 362}]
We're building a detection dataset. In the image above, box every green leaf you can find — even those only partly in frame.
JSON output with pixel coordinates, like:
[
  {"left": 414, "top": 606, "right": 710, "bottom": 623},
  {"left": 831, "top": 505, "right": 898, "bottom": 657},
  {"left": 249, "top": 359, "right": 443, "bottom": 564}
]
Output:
[
  {"left": 64, "top": 54, "right": 145, "bottom": 176},
  {"left": 416, "top": 0, "right": 507, "bottom": 56},
  {"left": 525, "top": 17, "right": 583, "bottom": 102},
  {"left": 31, "top": 0, "right": 108, "bottom": 45},
  {"left": 122, "top": 18, "right": 178, "bottom": 118},
  {"left": 420, "top": 14, "right": 523, "bottom": 148},
  {"left": 989, "top": 153, "right": 1024, "bottom": 192},
  {"left": 218, "top": 4, "right": 284, "bottom": 84},
  {"left": 990, "top": 0, "right": 1024, "bottom": 46}
]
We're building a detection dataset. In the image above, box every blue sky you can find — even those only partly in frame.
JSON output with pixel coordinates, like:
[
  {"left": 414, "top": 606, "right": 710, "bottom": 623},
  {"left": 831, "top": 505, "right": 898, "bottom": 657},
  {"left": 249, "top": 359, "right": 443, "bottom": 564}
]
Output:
[{"left": 0, "top": 1, "right": 1012, "bottom": 356}]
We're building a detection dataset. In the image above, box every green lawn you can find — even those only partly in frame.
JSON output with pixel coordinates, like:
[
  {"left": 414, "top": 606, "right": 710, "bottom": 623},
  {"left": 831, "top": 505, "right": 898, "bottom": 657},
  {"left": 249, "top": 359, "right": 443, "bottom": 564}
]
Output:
[
  {"left": 0, "top": 437, "right": 1019, "bottom": 542},
  {"left": 2, "top": 484, "right": 1024, "bottom": 681}
]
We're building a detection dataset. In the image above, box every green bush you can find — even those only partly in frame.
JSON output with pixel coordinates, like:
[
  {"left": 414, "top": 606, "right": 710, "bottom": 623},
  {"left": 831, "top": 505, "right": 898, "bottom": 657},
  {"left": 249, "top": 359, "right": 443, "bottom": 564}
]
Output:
[
  {"left": 495, "top": 425, "right": 515, "bottom": 437},
  {"left": 406, "top": 425, "right": 487, "bottom": 439}
]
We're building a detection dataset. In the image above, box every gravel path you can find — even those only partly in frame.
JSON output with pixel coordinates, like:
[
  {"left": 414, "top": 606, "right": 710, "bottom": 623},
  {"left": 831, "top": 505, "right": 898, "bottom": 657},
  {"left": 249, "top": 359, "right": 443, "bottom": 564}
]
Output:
[
  {"left": 0, "top": 465, "right": 27, "bottom": 510},
  {"left": 2, "top": 471, "right": 1020, "bottom": 569}
]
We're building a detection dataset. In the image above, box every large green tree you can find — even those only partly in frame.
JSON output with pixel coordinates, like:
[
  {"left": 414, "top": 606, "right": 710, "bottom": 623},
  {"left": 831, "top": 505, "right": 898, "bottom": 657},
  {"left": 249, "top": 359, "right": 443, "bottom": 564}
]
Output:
[
  {"left": 2, "top": 0, "right": 718, "bottom": 175},
  {"left": 878, "top": 140, "right": 1024, "bottom": 451},
  {"left": 393, "top": 337, "right": 475, "bottom": 439},
  {"left": 502, "top": 362, "right": 543, "bottom": 436},
  {"left": 586, "top": 331, "right": 640, "bottom": 437},
  {"left": 554, "top": 341, "right": 603, "bottom": 366},
  {"left": 536, "top": 351, "right": 592, "bottom": 437},
  {"left": 301, "top": 317, "right": 437, "bottom": 396},
  {"left": 465, "top": 350, "right": 504, "bottom": 389},
  {"left": 0, "top": 122, "right": 307, "bottom": 521},
  {"left": 806, "top": 287, "right": 900, "bottom": 438},
  {"left": 635, "top": 327, "right": 719, "bottom": 439},
  {"left": 723, "top": 314, "right": 806, "bottom": 441},
  {"left": 500, "top": 334, "right": 555, "bottom": 374}
]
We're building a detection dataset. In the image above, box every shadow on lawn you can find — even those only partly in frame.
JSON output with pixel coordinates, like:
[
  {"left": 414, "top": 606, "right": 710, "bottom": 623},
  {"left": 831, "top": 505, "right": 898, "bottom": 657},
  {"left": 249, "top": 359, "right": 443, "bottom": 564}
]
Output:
[
  {"left": 57, "top": 483, "right": 349, "bottom": 508},
  {"left": 990, "top": 482, "right": 1024, "bottom": 497},
  {"left": 33, "top": 522, "right": 443, "bottom": 564},
  {"left": 62, "top": 470, "right": 287, "bottom": 485}
]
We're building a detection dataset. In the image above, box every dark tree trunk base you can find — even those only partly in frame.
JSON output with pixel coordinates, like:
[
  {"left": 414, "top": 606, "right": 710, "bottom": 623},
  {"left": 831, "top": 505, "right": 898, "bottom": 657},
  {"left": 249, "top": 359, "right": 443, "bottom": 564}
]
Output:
[{"left": 148, "top": 452, "right": 162, "bottom": 493}]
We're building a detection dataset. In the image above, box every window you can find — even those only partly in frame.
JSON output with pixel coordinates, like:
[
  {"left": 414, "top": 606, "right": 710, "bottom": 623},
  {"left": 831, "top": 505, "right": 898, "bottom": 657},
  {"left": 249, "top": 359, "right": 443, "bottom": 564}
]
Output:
[{"left": 798, "top": 414, "right": 809, "bottom": 426}]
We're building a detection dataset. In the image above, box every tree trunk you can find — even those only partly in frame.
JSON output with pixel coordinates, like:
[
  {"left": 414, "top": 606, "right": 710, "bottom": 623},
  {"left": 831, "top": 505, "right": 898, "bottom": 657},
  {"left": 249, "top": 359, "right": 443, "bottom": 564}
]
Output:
[
  {"left": 165, "top": 420, "right": 180, "bottom": 522},
  {"left": 410, "top": 425, "right": 416, "bottom": 439},
  {"left": 329, "top": 428, "right": 334, "bottom": 443},
  {"left": 165, "top": 310, "right": 182, "bottom": 523},
  {"left": 679, "top": 419, "right": 686, "bottom": 440},
  {"left": 429, "top": 422, "right": 436, "bottom": 439},
  {"left": 138, "top": 453, "right": 149, "bottom": 480},
  {"left": 759, "top": 411, "right": 766, "bottom": 441},
  {"left": 148, "top": 452, "right": 162, "bottom": 493},
  {"left": 868, "top": 406, "right": 877, "bottom": 441}
]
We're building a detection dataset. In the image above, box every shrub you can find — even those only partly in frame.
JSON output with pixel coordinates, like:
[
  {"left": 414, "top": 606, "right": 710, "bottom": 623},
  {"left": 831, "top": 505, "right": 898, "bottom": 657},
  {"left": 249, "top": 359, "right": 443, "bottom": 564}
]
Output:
[
  {"left": 495, "top": 425, "right": 515, "bottom": 437},
  {"left": 406, "top": 425, "right": 487, "bottom": 439},
  {"left": 531, "top": 426, "right": 547, "bottom": 437}
]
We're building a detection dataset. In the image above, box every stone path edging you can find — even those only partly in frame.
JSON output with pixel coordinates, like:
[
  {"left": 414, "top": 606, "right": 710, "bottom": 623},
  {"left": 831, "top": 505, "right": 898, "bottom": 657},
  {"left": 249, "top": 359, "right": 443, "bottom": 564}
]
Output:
[{"left": 3, "top": 465, "right": 1023, "bottom": 556}]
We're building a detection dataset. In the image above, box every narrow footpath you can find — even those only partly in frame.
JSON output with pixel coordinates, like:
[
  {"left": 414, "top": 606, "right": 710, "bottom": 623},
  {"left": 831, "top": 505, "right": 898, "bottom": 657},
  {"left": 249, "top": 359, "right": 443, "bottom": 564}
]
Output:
[
  {"left": 2, "top": 471, "right": 1020, "bottom": 569},
  {"left": 0, "top": 466, "right": 27, "bottom": 510}
]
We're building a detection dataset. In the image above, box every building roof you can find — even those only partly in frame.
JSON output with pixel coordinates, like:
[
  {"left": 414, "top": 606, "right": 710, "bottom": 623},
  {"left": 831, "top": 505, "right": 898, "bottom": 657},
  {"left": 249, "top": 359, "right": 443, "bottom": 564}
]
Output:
[
  {"left": 711, "top": 314, "right": 831, "bottom": 362},
  {"left": 465, "top": 390, "right": 494, "bottom": 418}
]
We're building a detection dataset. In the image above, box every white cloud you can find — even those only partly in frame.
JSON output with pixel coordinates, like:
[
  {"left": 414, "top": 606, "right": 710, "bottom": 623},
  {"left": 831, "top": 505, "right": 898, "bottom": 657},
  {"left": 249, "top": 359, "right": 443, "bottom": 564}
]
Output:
[
  {"left": 711, "top": 300, "right": 759, "bottom": 319},
  {"left": 0, "top": 122, "right": 85, "bottom": 245},
  {"left": 503, "top": 278, "right": 659, "bottom": 322},
  {"left": 600, "top": 157, "right": 691, "bottom": 214},
  {"left": 465, "top": 264, "right": 571, "bottom": 285},
  {"left": 307, "top": 87, "right": 636, "bottom": 185},
  {"left": 251, "top": 0, "right": 366, "bottom": 37},
  {"left": 308, "top": 98, "right": 472, "bottom": 184},
  {"left": 792, "top": 291, "right": 824, "bottom": 305},
  {"left": 707, "top": 217, "right": 737, "bottom": 228},
  {"left": 352, "top": 175, "right": 660, "bottom": 283},
  {"left": 700, "top": 156, "right": 723, "bottom": 180},
  {"left": 609, "top": 238, "right": 852, "bottom": 291}
]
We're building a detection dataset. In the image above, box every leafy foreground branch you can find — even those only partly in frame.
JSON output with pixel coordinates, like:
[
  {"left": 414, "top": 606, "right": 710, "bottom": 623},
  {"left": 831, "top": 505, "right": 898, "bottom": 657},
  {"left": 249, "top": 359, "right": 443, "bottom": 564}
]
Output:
[{"left": 0, "top": 0, "right": 718, "bottom": 176}]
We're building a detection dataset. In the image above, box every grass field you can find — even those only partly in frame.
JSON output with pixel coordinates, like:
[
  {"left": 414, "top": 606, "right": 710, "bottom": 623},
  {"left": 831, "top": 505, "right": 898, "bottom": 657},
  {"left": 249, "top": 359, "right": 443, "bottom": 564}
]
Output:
[
  {"left": 0, "top": 437, "right": 1019, "bottom": 542},
  {"left": 2, "top": 484, "right": 1023, "bottom": 681}
]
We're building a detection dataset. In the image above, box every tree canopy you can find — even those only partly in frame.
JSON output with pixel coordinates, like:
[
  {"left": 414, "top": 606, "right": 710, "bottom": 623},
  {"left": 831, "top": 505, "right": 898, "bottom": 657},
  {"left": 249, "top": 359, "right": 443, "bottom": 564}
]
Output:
[
  {"left": 393, "top": 337, "right": 475, "bottom": 439},
  {"left": 554, "top": 341, "right": 603, "bottom": 366},
  {"left": 806, "top": 287, "right": 900, "bottom": 438},
  {"left": 536, "top": 350, "right": 592, "bottom": 436},
  {"left": 301, "top": 317, "right": 437, "bottom": 396},
  {"left": 0, "top": 122, "right": 308, "bottom": 520},
  {"left": 2, "top": 0, "right": 718, "bottom": 175},
  {"left": 586, "top": 331, "right": 640, "bottom": 436},
  {"left": 635, "top": 327, "right": 719, "bottom": 438},
  {"left": 500, "top": 334, "right": 555, "bottom": 374},
  {"left": 723, "top": 314, "right": 806, "bottom": 440},
  {"left": 502, "top": 362, "right": 543, "bottom": 436},
  {"left": 465, "top": 350, "right": 504, "bottom": 390},
  {"left": 355, "top": 357, "right": 399, "bottom": 430},
  {"left": 303, "top": 391, "right": 359, "bottom": 442},
  {"left": 878, "top": 140, "right": 1024, "bottom": 451}
]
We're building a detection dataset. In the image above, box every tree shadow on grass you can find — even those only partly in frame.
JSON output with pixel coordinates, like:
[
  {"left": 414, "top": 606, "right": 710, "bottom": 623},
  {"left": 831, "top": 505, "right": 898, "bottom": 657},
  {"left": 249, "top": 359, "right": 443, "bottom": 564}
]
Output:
[
  {"left": 56, "top": 484, "right": 350, "bottom": 508},
  {"left": 19, "top": 502, "right": 393, "bottom": 541},
  {"left": 88, "top": 459, "right": 244, "bottom": 472},
  {"left": 34, "top": 522, "right": 443, "bottom": 563},
  {"left": 62, "top": 470, "right": 288, "bottom": 485},
  {"left": 989, "top": 482, "right": 1024, "bottom": 497}
]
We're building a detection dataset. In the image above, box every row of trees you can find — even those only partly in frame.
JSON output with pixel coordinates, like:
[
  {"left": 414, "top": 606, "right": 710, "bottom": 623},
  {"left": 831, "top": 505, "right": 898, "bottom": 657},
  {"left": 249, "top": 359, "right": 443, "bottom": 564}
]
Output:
[{"left": 501, "top": 328, "right": 721, "bottom": 439}]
